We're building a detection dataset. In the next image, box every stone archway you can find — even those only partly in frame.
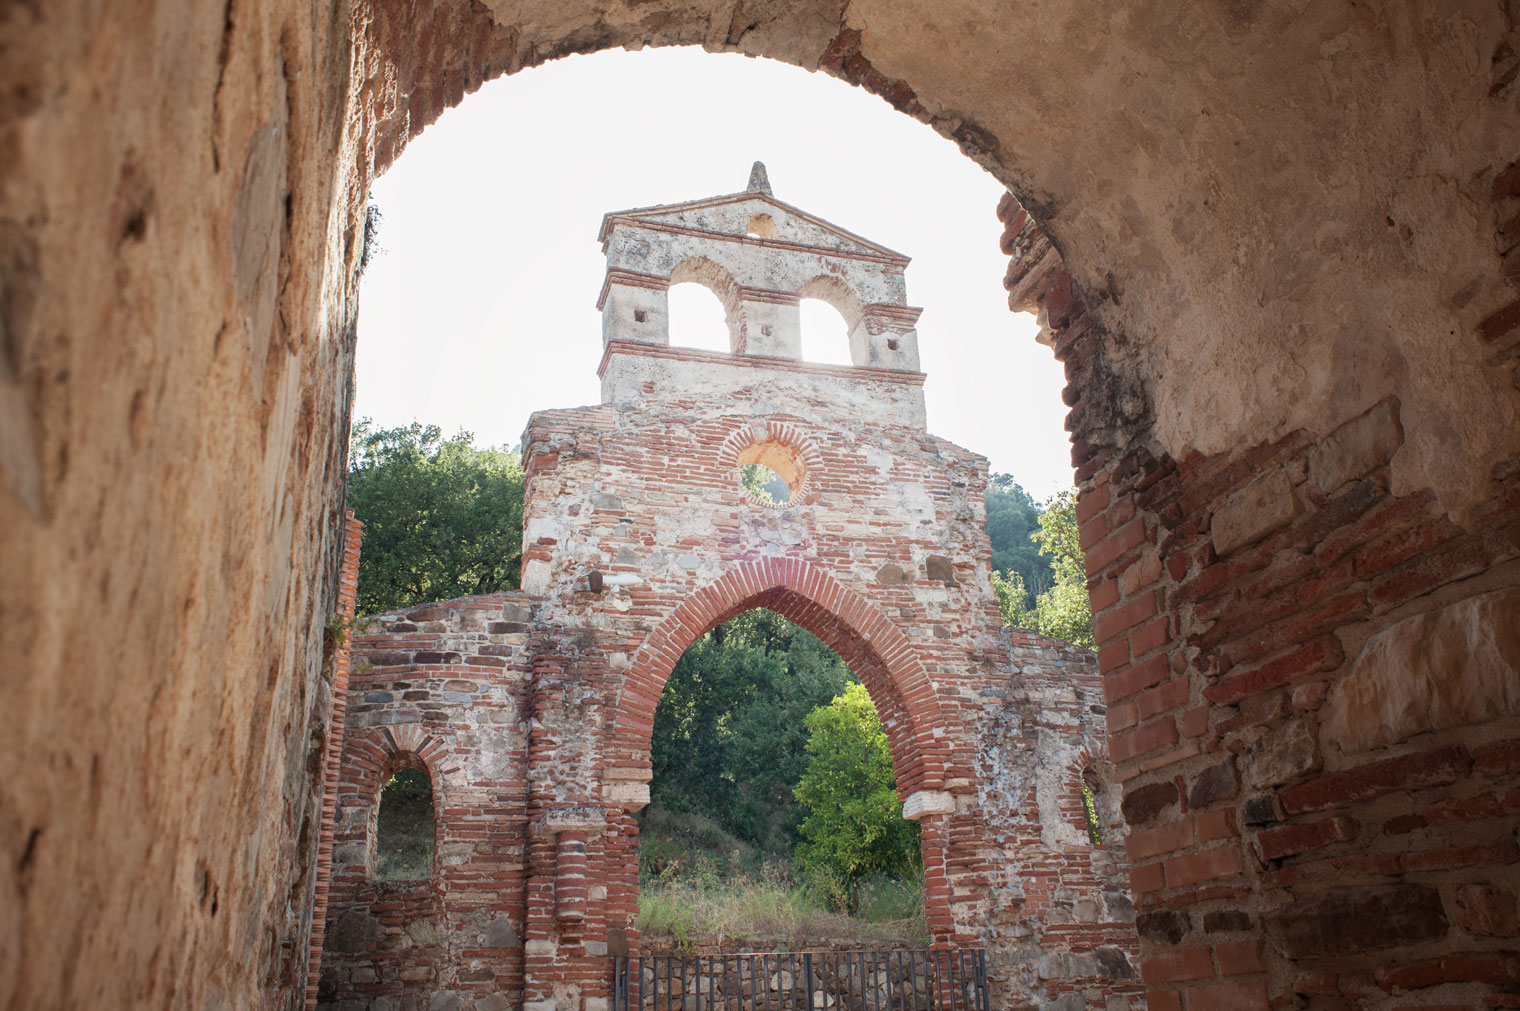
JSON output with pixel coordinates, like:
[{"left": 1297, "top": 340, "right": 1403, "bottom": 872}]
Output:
[
  {"left": 5, "top": 5, "right": 1520, "bottom": 1011},
  {"left": 608, "top": 558, "right": 957, "bottom": 798},
  {"left": 601, "top": 559, "right": 967, "bottom": 950}
]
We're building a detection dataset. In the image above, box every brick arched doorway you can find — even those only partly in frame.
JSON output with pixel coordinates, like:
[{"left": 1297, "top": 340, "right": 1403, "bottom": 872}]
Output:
[{"left": 603, "top": 558, "right": 968, "bottom": 948}]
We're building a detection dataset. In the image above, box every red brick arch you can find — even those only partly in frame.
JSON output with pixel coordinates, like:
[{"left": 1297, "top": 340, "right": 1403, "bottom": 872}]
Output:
[
  {"left": 344, "top": 725, "right": 453, "bottom": 806},
  {"left": 607, "top": 557, "right": 957, "bottom": 797},
  {"left": 342, "top": 726, "right": 453, "bottom": 882}
]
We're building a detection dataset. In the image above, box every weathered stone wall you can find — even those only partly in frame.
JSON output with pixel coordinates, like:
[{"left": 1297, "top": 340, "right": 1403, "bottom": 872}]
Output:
[
  {"left": 318, "top": 187, "right": 1140, "bottom": 1009},
  {"left": 321, "top": 593, "right": 537, "bottom": 1009},
  {"left": 1000, "top": 192, "right": 1520, "bottom": 1009},
  {"left": 978, "top": 631, "right": 1144, "bottom": 1009},
  {"left": 6, "top": 3, "right": 1520, "bottom": 1009}
]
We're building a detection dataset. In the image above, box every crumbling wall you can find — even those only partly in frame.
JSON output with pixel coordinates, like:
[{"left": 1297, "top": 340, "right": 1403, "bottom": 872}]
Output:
[
  {"left": 319, "top": 346, "right": 1140, "bottom": 1009},
  {"left": 1001, "top": 190, "right": 1520, "bottom": 1009},
  {"left": 320, "top": 593, "right": 537, "bottom": 1009},
  {"left": 977, "top": 632, "right": 1143, "bottom": 1009},
  {"left": 6, "top": 3, "right": 1520, "bottom": 1009}
]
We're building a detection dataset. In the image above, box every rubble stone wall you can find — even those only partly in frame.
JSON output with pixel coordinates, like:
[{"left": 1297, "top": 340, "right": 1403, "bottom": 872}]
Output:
[
  {"left": 319, "top": 334, "right": 1141, "bottom": 1008},
  {"left": 321, "top": 593, "right": 537, "bottom": 1009},
  {"left": 7, "top": 4, "right": 1520, "bottom": 1010},
  {"left": 1000, "top": 192, "right": 1520, "bottom": 1009}
]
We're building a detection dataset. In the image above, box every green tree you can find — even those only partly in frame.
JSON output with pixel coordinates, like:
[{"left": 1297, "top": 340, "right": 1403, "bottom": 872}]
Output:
[
  {"left": 994, "top": 489, "right": 1094, "bottom": 648},
  {"left": 793, "top": 683, "right": 920, "bottom": 891},
  {"left": 347, "top": 418, "right": 525, "bottom": 615},
  {"left": 651, "top": 610, "right": 855, "bottom": 853},
  {"left": 985, "top": 473, "right": 1052, "bottom": 606}
]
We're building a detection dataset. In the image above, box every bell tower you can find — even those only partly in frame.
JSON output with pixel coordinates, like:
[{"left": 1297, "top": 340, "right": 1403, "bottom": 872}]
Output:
[{"left": 594, "top": 163, "right": 926, "bottom": 412}]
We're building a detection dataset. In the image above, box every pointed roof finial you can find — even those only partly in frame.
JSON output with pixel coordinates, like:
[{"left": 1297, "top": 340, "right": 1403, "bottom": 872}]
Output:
[{"left": 746, "top": 161, "right": 772, "bottom": 195}]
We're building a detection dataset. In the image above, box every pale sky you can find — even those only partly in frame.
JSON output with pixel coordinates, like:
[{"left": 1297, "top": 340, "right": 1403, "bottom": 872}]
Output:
[{"left": 355, "top": 47, "right": 1074, "bottom": 500}]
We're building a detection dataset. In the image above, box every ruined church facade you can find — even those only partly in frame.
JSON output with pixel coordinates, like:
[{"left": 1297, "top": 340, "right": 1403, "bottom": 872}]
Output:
[{"left": 317, "top": 171, "right": 1140, "bottom": 1009}]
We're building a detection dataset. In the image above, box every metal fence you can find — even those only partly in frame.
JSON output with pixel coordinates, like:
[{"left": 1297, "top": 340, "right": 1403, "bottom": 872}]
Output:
[{"left": 611, "top": 948, "right": 989, "bottom": 1011}]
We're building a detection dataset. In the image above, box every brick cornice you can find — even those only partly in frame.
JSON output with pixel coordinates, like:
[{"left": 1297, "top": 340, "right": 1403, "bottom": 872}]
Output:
[{"left": 596, "top": 338, "right": 926, "bottom": 386}]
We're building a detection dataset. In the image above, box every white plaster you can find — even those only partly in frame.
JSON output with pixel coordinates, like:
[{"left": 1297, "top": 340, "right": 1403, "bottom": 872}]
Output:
[
  {"left": 604, "top": 781, "right": 650, "bottom": 809},
  {"left": 902, "top": 789, "right": 955, "bottom": 820}
]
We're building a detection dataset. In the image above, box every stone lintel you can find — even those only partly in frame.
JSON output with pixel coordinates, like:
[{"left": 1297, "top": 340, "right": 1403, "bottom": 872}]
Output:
[
  {"left": 902, "top": 789, "right": 955, "bottom": 821},
  {"left": 605, "top": 781, "right": 651, "bottom": 809},
  {"left": 540, "top": 808, "right": 607, "bottom": 837}
]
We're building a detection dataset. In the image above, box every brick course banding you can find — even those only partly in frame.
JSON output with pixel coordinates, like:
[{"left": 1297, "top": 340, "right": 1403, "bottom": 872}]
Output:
[
  {"left": 999, "top": 186, "right": 1520, "bottom": 1010},
  {"left": 317, "top": 182, "right": 1141, "bottom": 1009}
]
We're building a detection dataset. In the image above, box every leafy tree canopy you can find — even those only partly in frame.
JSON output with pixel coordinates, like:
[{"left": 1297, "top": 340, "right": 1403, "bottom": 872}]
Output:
[
  {"left": 793, "top": 683, "right": 920, "bottom": 888},
  {"left": 347, "top": 418, "right": 525, "bottom": 616},
  {"left": 992, "top": 489, "right": 1094, "bottom": 648},
  {"left": 651, "top": 609, "right": 856, "bottom": 854},
  {"left": 985, "top": 473, "right": 1052, "bottom": 606}
]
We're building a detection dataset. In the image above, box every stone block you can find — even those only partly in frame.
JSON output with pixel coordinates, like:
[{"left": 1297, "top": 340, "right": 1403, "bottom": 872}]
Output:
[
  {"left": 1266, "top": 884, "right": 1448, "bottom": 957},
  {"left": 924, "top": 554, "right": 955, "bottom": 582},
  {"left": 1135, "top": 909, "right": 1189, "bottom": 944},
  {"left": 901, "top": 790, "right": 954, "bottom": 819},
  {"left": 406, "top": 918, "right": 444, "bottom": 945},
  {"left": 1210, "top": 468, "right": 1298, "bottom": 556},
  {"left": 1242, "top": 719, "right": 1320, "bottom": 788},
  {"left": 328, "top": 910, "right": 380, "bottom": 953},
  {"left": 1308, "top": 399, "right": 1402, "bottom": 494},
  {"left": 1120, "top": 781, "right": 1177, "bottom": 825},
  {"left": 1037, "top": 951, "right": 1096, "bottom": 979},
  {"left": 1455, "top": 883, "right": 1520, "bottom": 937},
  {"left": 1093, "top": 946, "right": 1135, "bottom": 979},
  {"left": 1326, "top": 587, "right": 1520, "bottom": 753},
  {"left": 483, "top": 916, "right": 521, "bottom": 949},
  {"left": 1187, "top": 760, "right": 1238, "bottom": 809},
  {"left": 605, "top": 780, "right": 650, "bottom": 809}
]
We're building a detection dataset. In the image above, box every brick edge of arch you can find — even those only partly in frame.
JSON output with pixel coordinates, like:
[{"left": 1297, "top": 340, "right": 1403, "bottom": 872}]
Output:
[
  {"left": 346, "top": 724, "right": 453, "bottom": 802},
  {"left": 607, "top": 557, "right": 955, "bottom": 799}
]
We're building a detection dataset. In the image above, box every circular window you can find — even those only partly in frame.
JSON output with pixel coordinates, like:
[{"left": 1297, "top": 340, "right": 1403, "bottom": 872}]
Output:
[{"left": 735, "top": 439, "right": 807, "bottom": 508}]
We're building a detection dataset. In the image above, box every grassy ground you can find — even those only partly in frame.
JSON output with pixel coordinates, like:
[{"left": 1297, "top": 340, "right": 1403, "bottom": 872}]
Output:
[
  {"left": 377, "top": 768, "right": 434, "bottom": 881},
  {"left": 636, "top": 808, "right": 927, "bottom": 950}
]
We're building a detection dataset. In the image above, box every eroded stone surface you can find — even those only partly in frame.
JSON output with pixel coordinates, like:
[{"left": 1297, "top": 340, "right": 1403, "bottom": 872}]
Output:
[
  {"left": 318, "top": 186, "right": 1140, "bottom": 1010},
  {"left": 1326, "top": 587, "right": 1520, "bottom": 754},
  {"left": 6, "top": 2, "right": 1520, "bottom": 1009}
]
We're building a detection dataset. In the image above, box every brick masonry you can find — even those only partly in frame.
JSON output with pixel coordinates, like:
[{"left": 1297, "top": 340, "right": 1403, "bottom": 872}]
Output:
[
  {"left": 999, "top": 189, "right": 1520, "bottom": 1009},
  {"left": 317, "top": 179, "right": 1142, "bottom": 1010}
]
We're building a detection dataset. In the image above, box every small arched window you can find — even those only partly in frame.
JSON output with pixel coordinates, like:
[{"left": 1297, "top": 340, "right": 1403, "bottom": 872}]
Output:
[
  {"left": 799, "top": 298, "right": 852, "bottom": 366},
  {"left": 667, "top": 282, "right": 730, "bottom": 352},
  {"left": 376, "top": 765, "right": 435, "bottom": 880},
  {"left": 746, "top": 213, "right": 777, "bottom": 238}
]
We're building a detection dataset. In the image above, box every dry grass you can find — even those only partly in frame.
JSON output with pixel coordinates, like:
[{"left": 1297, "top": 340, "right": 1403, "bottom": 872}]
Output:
[{"left": 637, "top": 866, "right": 928, "bottom": 951}]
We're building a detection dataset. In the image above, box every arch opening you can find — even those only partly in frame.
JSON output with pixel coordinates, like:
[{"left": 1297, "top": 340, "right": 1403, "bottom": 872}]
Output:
[
  {"left": 798, "top": 297, "right": 854, "bottom": 366},
  {"left": 608, "top": 561, "right": 962, "bottom": 947},
  {"left": 666, "top": 282, "right": 731, "bottom": 352},
  {"left": 631, "top": 599, "right": 933, "bottom": 944},
  {"left": 639, "top": 607, "right": 924, "bottom": 941},
  {"left": 746, "top": 213, "right": 778, "bottom": 238},
  {"left": 373, "top": 759, "right": 436, "bottom": 882}
]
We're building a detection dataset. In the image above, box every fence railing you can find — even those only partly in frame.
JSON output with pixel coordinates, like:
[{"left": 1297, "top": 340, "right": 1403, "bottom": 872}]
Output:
[{"left": 611, "top": 948, "right": 988, "bottom": 1011}]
